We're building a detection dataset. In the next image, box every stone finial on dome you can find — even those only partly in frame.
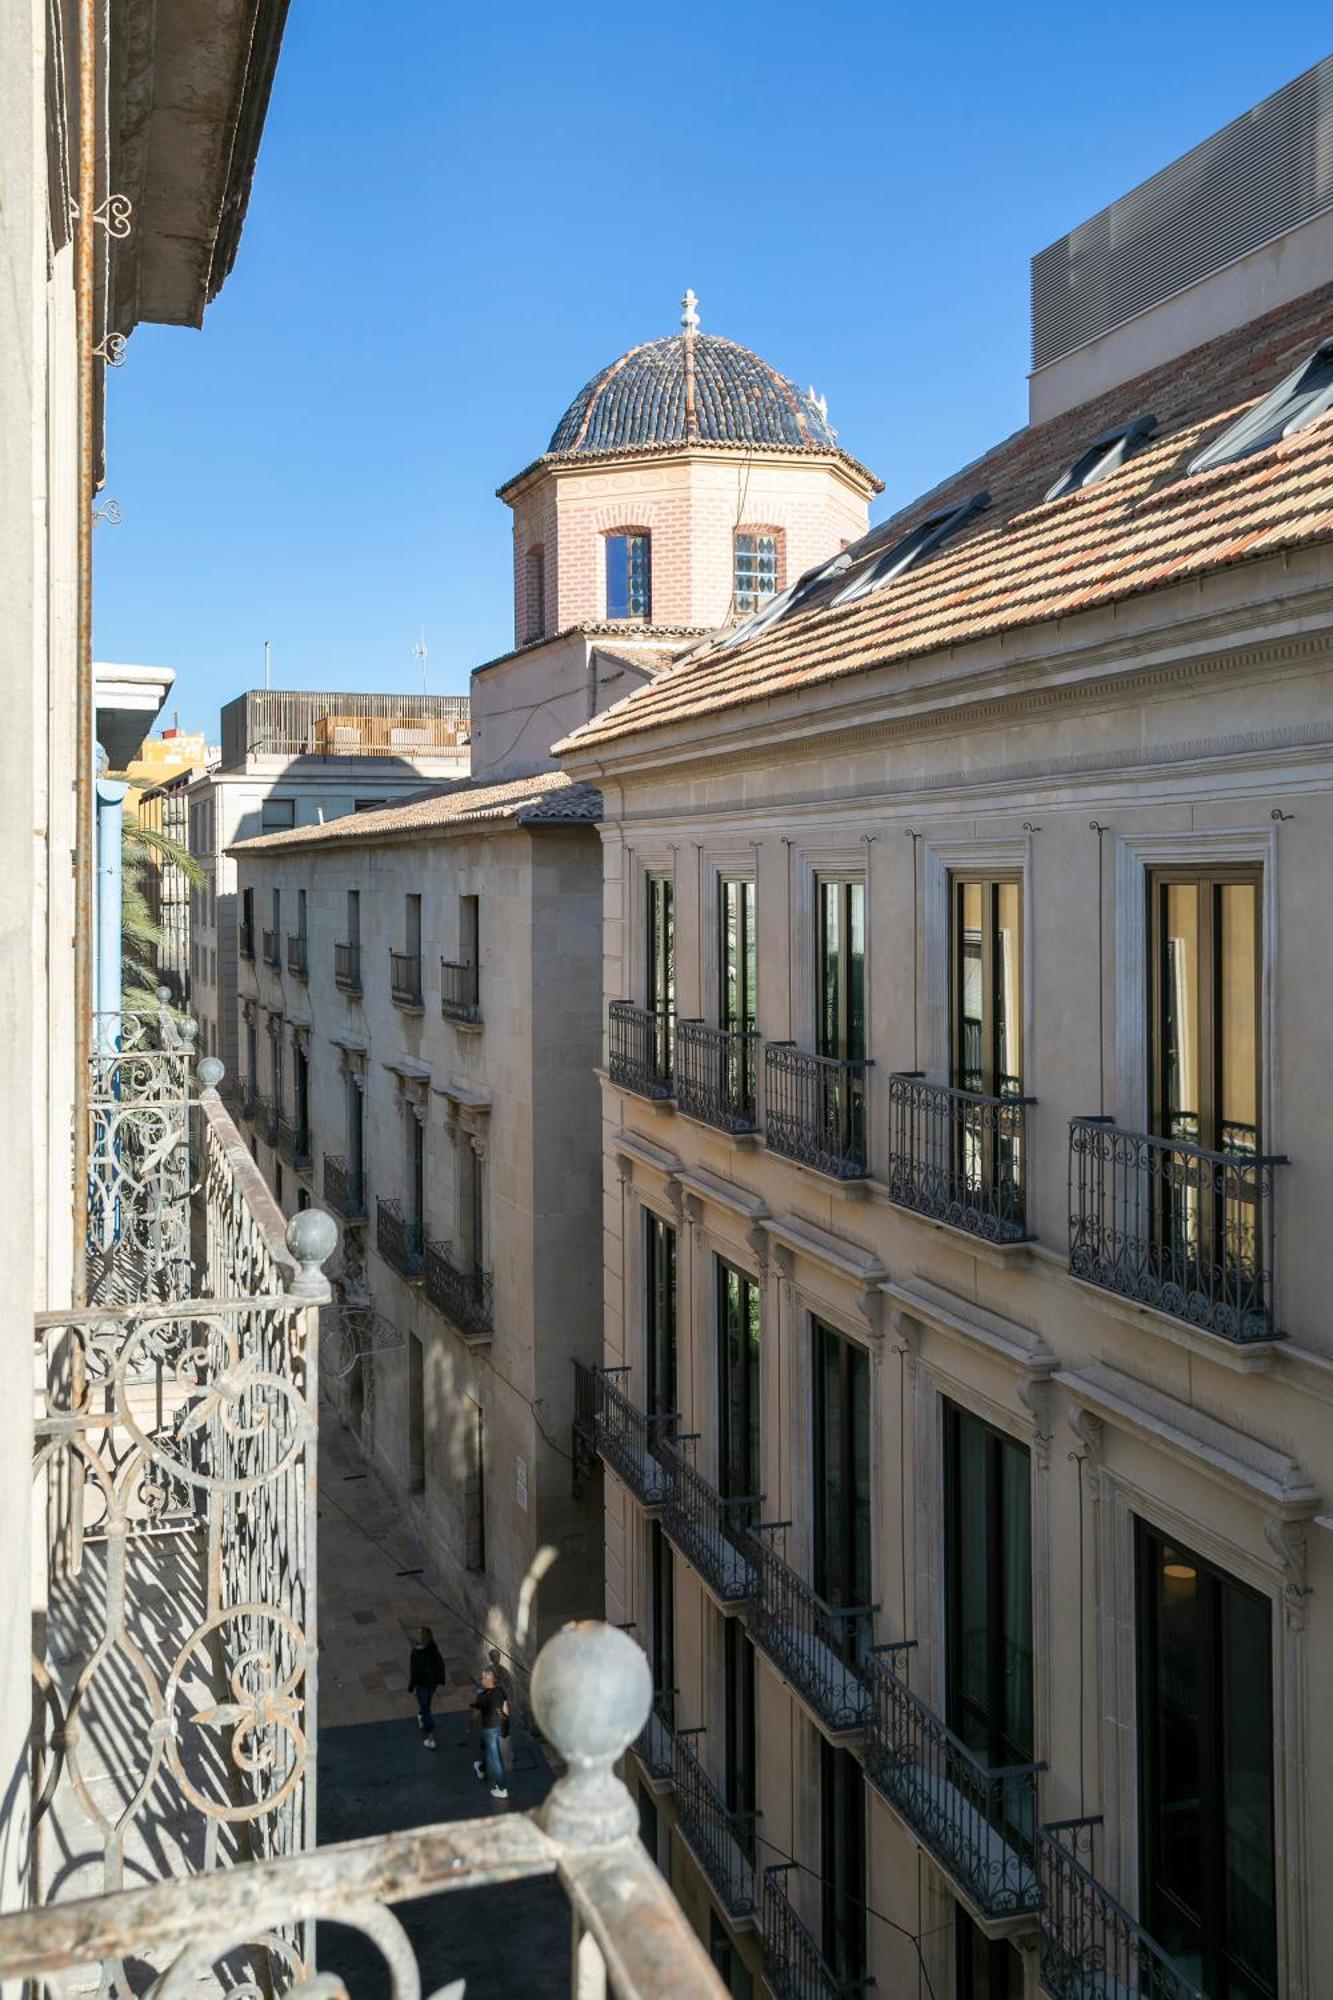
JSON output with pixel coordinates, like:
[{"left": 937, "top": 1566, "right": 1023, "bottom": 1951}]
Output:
[{"left": 681, "top": 287, "right": 700, "bottom": 335}]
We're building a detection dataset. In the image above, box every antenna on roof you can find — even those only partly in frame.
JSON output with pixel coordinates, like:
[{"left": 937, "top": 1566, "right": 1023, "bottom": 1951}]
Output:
[
  {"left": 411, "top": 626, "right": 428, "bottom": 695},
  {"left": 263, "top": 638, "right": 271, "bottom": 690}
]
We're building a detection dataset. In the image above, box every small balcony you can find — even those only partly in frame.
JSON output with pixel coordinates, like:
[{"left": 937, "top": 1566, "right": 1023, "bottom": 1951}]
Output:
[
  {"left": 441, "top": 956, "right": 481, "bottom": 1024},
  {"left": 261, "top": 926, "right": 281, "bottom": 967},
  {"left": 763, "top": 1865, "right": 870, "bottom": 2000},
  {"left": 887, "top": 1072, "right": 1033, "bottom": 1245},
  {"left": 658, "top": 1437, "right": 759, "bottom": 1604},
  {"left": 632, "top": 1692, "right": 678, "bottom": 1789},
  {"left": 276, "top": 1117, "right": 312, "bottom": 1172},
  {"left": 764, "top": 1044, "right": 870, "bottom": 1180},
  {"left": 1039, "top": 1817, "right": 1205, "bottom": 2000},
  {"left": 376, "top": 1196, "right": 424, "bottom": 1280},
  {"left": 587, "top": 1367, "right": 673, "bottom": 1507},
  {"left": 1068, "top": 1116, "right": 1286, "bottom": 1343},
  {"left": 423, "top": 1237, "right": 493, "bottom": 1343},
  {"left": 748, "top": 1531, "right": 874, "bottom": 1734},
  {"left": 323, "top": 1152, "right": 366, "bottom": 1221},
  {"left": 333, "top": 941, "right": 362, "bottom": 994},
  {"left": 249, "top": 1088, "right": 275, "bottom": 1142},
  {"left": 608, "top": 1000, "right": 673, "bottom": 1100},
  {"left": 286, "top": 931, "right": 308, "bottom": 979},
  {"left": 390, "top": 948, "right": 423, "bottom": 1009},
  {"left": 865, "top": 1644, "right": 1041, "bottom": 1921},
  {"left": 674, "top": 1020, "right": 758, "bottom": 1133},
  {"left": 672, "top": 1728, "right": 758, "bottom": 1926},
  {"left": 239, "top": 921, "right": 255, "bottom": 961}
]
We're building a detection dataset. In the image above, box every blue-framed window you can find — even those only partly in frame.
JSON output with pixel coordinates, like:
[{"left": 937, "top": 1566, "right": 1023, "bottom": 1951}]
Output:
[{"left": 606, "top": 531, "right": 651, "bottom": 619}]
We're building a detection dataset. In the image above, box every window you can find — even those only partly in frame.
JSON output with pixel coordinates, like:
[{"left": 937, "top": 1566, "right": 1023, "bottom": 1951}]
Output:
[
  {"left": 734, "top": 531, "right": 779, "bottom": 613},
  {"left": 271, "top": 886, "right": 280, "bottom": 939},
  {"left": 638, "top": 1788, "right": 661, "bottom": 1872},
  {"left": 649, "top": 1522, "right": 675, "bottom": 1716},
  {"left": 297, "top": 887, "right": 307, "bottom": 940},
  {"left": 526, "top": 546, "right": 546, "bottom": 640},
  {"left": 405, "top": 893, "right": 422, "bottom": 960},
  {"left": 464, "top": 1143, "right": 485, "bottom": 1278},
  {"left": 1137, "top": 1523, "right": 1276, "bottom": 1998},
  {"left": 724, "top": 1620, "right": 756, "bottom": 1859},
  {"left": 820, "top": 1742, "right": 866, "bottom": 1984},
  {"left": 347, "top": 1077, "right": 364, "bottom": 1195},
  {"left": 410, "top": 1117, "right": 425, "bottom": 1248},
  {"left": 1044, "top": 414, "right": 1156, "bottom": 500},
  {"left": 812, "top": 1321, "right": 871, "bottom": 1616},
  {"left": 717, "top": 1261, "right": 761, "bottom": 1501},
  {"left": 646, "top": 872, "right": 674, "bottom": 1024},
  {"left": 952, "top": 873, "right": 1024, "bottom": 1196},
  {"left": 944, "top": 1404, "right": 1033, "bottom": 1784},
  {"left": 295, "top": 1041, "right": 310, "bottom": 1146},
  {"left": 347, "top": 889, "right": 361, "bottom": 947},
  {"left": 460, "top": 893, "right": 479, "bottom": 967},
  {"left": 261, "top": 797, "right": 295, "bottom": 833},
  {"left": 644, "top": 1211, "right": 677, "bottom": 1419},
  {"left": 606, "top": 531, "right": 651, "bottom": 619},
  {"left": 817, "top": 876, "right": 865, "bottom": 1061},
  {"left": 240, "top": 886, "right": 255, "bottom": 956},
  {"left": 830, "top": 491, "right": 990, "bottom": 607},
  {"left": 464, "top": 1398, "right": 486, "bottom": 1572},
  {"left": 245, "top": 1017, "right": 258, "bottom": 1092},
  {"left": 1190, "top": 337, "right": 1333, "bottom": 475},
  {"left": 407, "top": 1335, "right": 425, "bottom": 1491},
  {"left": 709, "top": 1909, "right": 754, "bottom": 2000},
  {"left": 719, "top": 878, "right": 756, "bottom": 1032},
  {"left": 955, "top": 1907, "right": 1024, "bottom": 1998},
  {"left": 353, "top": 798, "right": 386, "bottom": 813}
]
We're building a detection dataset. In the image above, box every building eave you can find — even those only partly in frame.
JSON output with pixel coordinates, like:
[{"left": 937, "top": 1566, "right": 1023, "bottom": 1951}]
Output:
[{"left": 496, "top": 437, "right": 884, "bottom": 505}]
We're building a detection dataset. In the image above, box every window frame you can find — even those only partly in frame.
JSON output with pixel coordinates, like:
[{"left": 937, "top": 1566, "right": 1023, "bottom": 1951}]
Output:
[
  {"left": 715, "top": 1257, "right": 761, "bottom": 1502},
  {"left": 605, "top": 528, "right": 652, "bottom": 621},
  {"left": 733, "top": 527, "right": 782, "bottom": 614},
  {"left": 942, "top": 1399, "right": 1035, "bottom": 1777}
]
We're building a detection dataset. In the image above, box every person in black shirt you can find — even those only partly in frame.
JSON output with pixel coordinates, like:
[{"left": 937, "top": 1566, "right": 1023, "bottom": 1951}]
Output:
[
  {"left": 407, "top": 1625, "right": 446, "bottom": 1750},
  {"left": 470, "top": 1667, "right": 510, "bottom": 1797}
]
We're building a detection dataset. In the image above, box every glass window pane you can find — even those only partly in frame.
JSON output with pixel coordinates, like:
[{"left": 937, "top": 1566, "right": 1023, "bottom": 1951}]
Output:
[
  {"left": 819, "top": 880, "right": 840, "bottom": 1056},
  {"left": 1221, "top": 1582, "right": 1275, "bottom": 1987},
  {"left": 998, "top": 1433, "right": 1033, "bottom": 1757},
  {"left": 607, "top": 535, "right": 629, "bottom": 619},
  {"left": 1161, "top": 882, "right": 1200, "bottom": 1143},
  {"left": 959, "top": 880, "right": 984, "bottom": 1089},
  {"left": 995, "top": 881, "right": 1022, "bottom": 1093},
  {"left": 1220, "top": 882, "right": 1258, "bottom": 1155},
  {"left": 847, "top": 881, "right": 866, "bottom": 1061}
]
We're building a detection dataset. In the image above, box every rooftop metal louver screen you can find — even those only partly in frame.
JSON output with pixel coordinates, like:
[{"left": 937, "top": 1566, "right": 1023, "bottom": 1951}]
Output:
[{"left": 1031, "top": 56, "right": 1333, "bottom": 372}]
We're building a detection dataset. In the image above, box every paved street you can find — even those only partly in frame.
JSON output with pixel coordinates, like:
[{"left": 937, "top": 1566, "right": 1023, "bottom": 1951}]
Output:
[{"left": 317, "top": 1403, "right": 570, "bottom": 1998}]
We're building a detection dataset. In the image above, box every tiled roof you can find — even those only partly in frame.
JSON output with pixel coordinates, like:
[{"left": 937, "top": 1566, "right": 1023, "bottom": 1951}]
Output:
[
  {"left": 549, "top": 333, "right": 841, "bottom": 455},
  {"left": 229, "top": 772, "right": 602, "bottom": 855},
  {"left": 557, "top": 281, "right": 1333, "bottom": 759}
]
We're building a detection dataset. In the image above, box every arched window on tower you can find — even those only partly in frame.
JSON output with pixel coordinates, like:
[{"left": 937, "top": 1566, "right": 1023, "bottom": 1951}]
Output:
[
  {"left": 525, "top": 546, "right": 546, "bottom": 641},
  {"left": 734, "top": 530, "right": 781, "bottom": 613},
  {"left": 605, "top": 530, "right": 652, "bottom": 621}
]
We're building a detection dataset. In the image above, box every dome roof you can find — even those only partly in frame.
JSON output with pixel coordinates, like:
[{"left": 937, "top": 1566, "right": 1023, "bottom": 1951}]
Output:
[{"left": 548, "top": 322, "right": 841, "bottom": 457}]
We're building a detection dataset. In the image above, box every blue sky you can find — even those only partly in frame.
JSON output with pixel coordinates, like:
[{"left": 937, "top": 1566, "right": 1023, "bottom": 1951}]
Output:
[{"left": 96, "top": 4, "right": 1330, "bottom": 737}]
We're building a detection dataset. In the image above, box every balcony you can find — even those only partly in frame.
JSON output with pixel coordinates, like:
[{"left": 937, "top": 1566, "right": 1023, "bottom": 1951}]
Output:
[
  {"left": 658, "top": 1437, "right": 759, "bottom": 1604},
  {"left": 608, "top": 1000, "right": 673, "bottom": 1100},
  {"left": 747, "top": 1531, "right": 874, "bottom": 1734},
  {"left": 675, "top": 1020, "right": 758, "bottom": 1133},
  {"left": 333, "top": 940, "right": 362, "bottom": 994},
  {"left": 239, "top": 921, "right": 255, "bottom": 960},
  {"left": 390, "top": 948, "right": 423, "bottom": 1008},
  {"left": 423, "top": 1237, "right": 494, "bottom": 1342},
  {"left": 250, "top": 1088, "right": 276, "bottom": 1143},
  {"left": 585, "top": 1367, "right": 673, "bottom": 1507},
  {"left": 261, "top": 926, "right": 281, "bottom": 967},
  {"left": 377, "top": 1196, "right": 424, "bottom": 1279},
  {"left": 1039, "top": 1818, "right": 1205, "bottom": 2000},
  {"left": 286, "top": 931, "right": 308, "bottom": 979},
  {"left": 441, "top": 956, "right": 481, "bottom": 1024},
  {"left": 763, "top": 1864, "right": 870, "bottom": 2000},
  {"left": 632, "top": 1693, "right": 678, "bottom": 1788},
  {"left": 1068, "top": 1116, "right": 1286, "bottom": 1343},
  {"left": 865, "top": 1644, "right": 1041, "bottom": 1921},
  {"left": 323, "top": 1152, "right": 366, "bottom": 1221},
  {"left": 277, "top": 1116, "right": 312, "bottom": 1172},
  {"left": 887, "top": 1072, "right": 1033, "bottom": 1244},
  {"left": 764, "top": 1044, "right": 870, "bottom": 1180},
  {"left": 672, "top": 1728, "right": 758, "bottom": 1926}
]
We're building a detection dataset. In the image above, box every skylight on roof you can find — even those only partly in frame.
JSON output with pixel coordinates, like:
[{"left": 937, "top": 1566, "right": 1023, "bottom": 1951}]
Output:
[
  {"left": 1044, "top": 415, "right": 1157, "bottom": 501},
  {"left": 829, "top": 492, "right": 991, "bottom": 608},
  {"left": 1189, "top": 339, "right": 1333, "bottom": 475},
  {"left": 718, "top": 549, "right": 852, "bottom": 649}
]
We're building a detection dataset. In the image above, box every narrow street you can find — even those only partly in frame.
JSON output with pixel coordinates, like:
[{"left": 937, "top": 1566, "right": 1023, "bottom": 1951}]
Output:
[{"left": 316, "top": 1401, "right": 570, "bottom": 1998}]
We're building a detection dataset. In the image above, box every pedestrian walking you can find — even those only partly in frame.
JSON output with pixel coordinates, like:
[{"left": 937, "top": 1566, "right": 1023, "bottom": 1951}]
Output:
[
  {"left": 407, "top": 1625, "right": 446, "bottom": 1750},
  {"left": 469, "top": 1666, "right": 510, "bottom": 1798}
]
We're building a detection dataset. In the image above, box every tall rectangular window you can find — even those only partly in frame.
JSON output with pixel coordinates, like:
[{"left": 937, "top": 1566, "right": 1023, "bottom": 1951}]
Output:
[
  {"left": 646, "top": 873, "right": 674, "bottom": 1015},
  {"left": 297, "top": 888, "right": 307, "bottom": 940},
  {"left": 465, "top": 1144, "right": 485, "bottom": 1277},
  {"left": 813, "top": 1321, "right": 871, "bottom": 1616},
  {"left": 295, "top": 1041, "right": 309, "bottom": 1143},
  {"left": 944, "top": 1403, "right": 1033, "bottom": 1780},
  {"left": 410, "top": 1117, "right": 425, "bottom": 1246},
  {"left": 952, "top": 875, "right": 1022, "bottom": 1096},
  {"left": 820, "top": 1741, "right": 866, "bottom": 1983},
  {"left": 460, "top": 893, "right": 480, "bottom": 966},
  {"left": 606, "top": 531, "right": 651, "bottom": 619},
  {"left": 817, "top": 876, "right": 866, "bottom": 1060},
  {"left": 1137, "top": 1524, "right": 1275, "bottom": 1998},
  {"left": 644, "top": 1211, "right": 677, "bottom": 1419},
  {"left": 719, "top": 877, "right": 756, "bottom": 1031},
  {"left": 650, "top": 1522, "right": 675, "bottom": 1718},
  {"left": 734, "top": 531, "right": 779, "bottom": 612},
  {"left": 405, "top": 892, "right": 422, "bottom": 959},
  {"left": 271, "top": 886, "right": 280, "bottom": 938},
  {"left": 347, "top": 889, "right": 360, "bottom": 947},
  {"left": 724, "top": 1620, "right": 756, "bottom": 1859},
  {"left": 717, "top": 1260, "right": 761, "bottom": 1501},
  {"left": 347, "top": 1079, "right": 364, "bottom": 1190}
]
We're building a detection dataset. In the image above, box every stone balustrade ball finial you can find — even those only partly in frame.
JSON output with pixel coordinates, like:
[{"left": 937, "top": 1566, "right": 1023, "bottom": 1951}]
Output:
[
  {"left": 155, "top": 984, "right": 172, "bottom": 1006},
  {"left": 178, "top": 1017, "right": 198, "bottom": 1045},
  {"left": 198, "top": 1056, "right": 224, "bottom": 1092},
  {"left": 285, "top": 1208, "right": 338, "bottom": 1299},
  {"left": 532, "top": 1621, "right": 651, "bottom": 1847}
]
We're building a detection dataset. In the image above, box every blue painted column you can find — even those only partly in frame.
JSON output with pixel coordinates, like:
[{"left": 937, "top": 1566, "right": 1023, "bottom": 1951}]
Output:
[{"left": 95, "top": 777, "right": 128, "bottom": 1055}]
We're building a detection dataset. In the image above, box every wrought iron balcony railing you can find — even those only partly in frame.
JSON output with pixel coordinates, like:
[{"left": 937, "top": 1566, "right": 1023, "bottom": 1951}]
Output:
[
  {"left": 322, "top": 1152, "right": 366, "bottom": 1221},
  {"left": 1068, "top": 1115, "right": 1286, "bottom": 1343},
  {"left": 764, "top": 1044, "right": 870, "bottom": 1180},
  {"left": 632, "top": 1692, "right": 678, "bottom": 1787},
  {"left": 763, "top": 1863, "right": 870, "bottom": 2000},
  {"left": 887, "top": 1072, "right": 1034, "bottom": 1243},
  {"left": 673, "top": 1728, "right": 758, "bottom": 1923},
  {"left": 277, "top": 1117, "right": 313, "bottom": 1172},
  {"left": 657, "top": 1437, "right": 759, "bottom": 1604},
  {"left": 675, "top": 1020, "right": 758, "bottom": 1133},
  {"left": 3, "top": 1624, "right": 729, "bottom": 2000},
  {"left": 376, "top": 1196, "right": 424, "bottom": 1280},
  {"left": 261, "top": 926, "right": 281, "bottom": 966},
  {"left": 423, "top": 1237, "right": 494, "bottom": 1342},
  {"left": 747, "top": 1530, "right": 875, "bottom": 1733},
  {"left": 239, "top": 923, "right": 255, "bottom": 961},
  {"left": 441, "top": 956, "right": 481, "bottom": 1023},
  {"left": 389, "top": 949, "right": 423, "bottom": 1007},
  {"left": 608, "top": 1000, "right": 673, "bottom": 1099},
  {"left": 865, "top": 1643, "right": 1041, "bottom": 1919},
  {"left": 250, "top": 1089, "right": 276, "bottom": 1143},
  {"left": 333, "top": 941, "right": 361, "bottom": 993},
  {"left": 587, "top": 1367, "right": 673, "bottom": 1507},
  {"left": 286, "top": 932, "right": 308, "bottom": 978},
  {"left": 1039, "top": 1817, "right": 1204, "bottom": 2000}
]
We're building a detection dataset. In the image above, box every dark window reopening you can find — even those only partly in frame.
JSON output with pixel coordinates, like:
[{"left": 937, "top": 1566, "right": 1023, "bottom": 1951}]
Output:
[
  {"left": 606, "top": 531, "right": 651, "bottom": 619},
  {"left": 812, "top": 1320, "right": 871, "bottom": 1616},
  {"left": 1137, "top": 1522, "right": 1276, "bottom": 1999},
  {"left": 944, "top": 1403, "right": 1034, "bottom": 1791},
  {"left": 717, "top": 1260, "right": 761, "bottom": 1501},
  {"left": 1190, "top": 337, "right": 1333, "bottom": 475},
  {"left": 820, "top": 1741, "right": 866, "bottom": 1985},
  {"left": 260, "top": 796, "right": 295, "bottom": 833},
  {"left": 650, "top": 1522, "right": 675, "bottom": 1720},
  {"left": 723, "top": 1620, "right": 757, "bottom": 1859},
  {"left": 709, "top": 1909, "right": 753, "bottom": 2000},
  {"left": 1044, "top": 414, "right": 1157, "bottom": 501},
  {"left": 955, "top": 1906, "right": 1025, "bottom": 1999},
  {"left": 644, "top": 1210, "right": 677, "bottom": 1420},
  {"left": 734, "top": 531, "right": 779, "bottom": 612},
  {"left": 719, "top": 878, "right": 756, "bottom": 1032}
]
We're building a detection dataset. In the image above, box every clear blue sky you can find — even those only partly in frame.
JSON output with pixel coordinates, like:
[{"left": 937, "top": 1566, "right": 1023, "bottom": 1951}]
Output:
[{"left": 96, "top": 4, "right": 1330, "bottom": 738}]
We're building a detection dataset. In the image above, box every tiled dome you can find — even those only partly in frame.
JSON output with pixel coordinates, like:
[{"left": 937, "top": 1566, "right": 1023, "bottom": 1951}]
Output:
[{"left": 548, "top": 329, "right": 840, "bottom": 456}]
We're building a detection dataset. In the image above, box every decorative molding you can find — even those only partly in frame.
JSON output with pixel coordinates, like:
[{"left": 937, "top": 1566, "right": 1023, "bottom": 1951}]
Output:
[
  {"left": 672, "top": 1163, "right": 769, "bottom": 1226},
  {"left": 1068, "top": 1406, "right": 1105, "bottom": 1466},
  {"left": 885, "top": 1276, "right": 1056, "bottom": 1379},
  {"left": 763, "top": 1212, "right": 886, "bottom": 1288},
  {"left": 610, "top": 1128, "right": 681, "bottom": 1183},
  {"left": 1265, "top": 1516, "right": 1312, "bottom": 1630},
  {"left": 1017, "top": 1375, "right": 1054, "bottom": 1471}
]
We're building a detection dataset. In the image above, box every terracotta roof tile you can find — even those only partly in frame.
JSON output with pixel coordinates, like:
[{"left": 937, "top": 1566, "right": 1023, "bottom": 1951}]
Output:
[{"left": 229, "top": 772, "right": 601, "bottom": 856}]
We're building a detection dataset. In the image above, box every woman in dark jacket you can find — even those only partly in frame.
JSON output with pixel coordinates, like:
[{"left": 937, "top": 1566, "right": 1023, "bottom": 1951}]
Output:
[{"left": 408, "top": 1625, "right": 446, "bottom": 1749}]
